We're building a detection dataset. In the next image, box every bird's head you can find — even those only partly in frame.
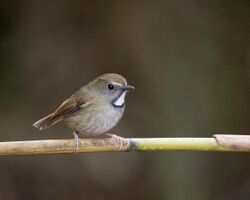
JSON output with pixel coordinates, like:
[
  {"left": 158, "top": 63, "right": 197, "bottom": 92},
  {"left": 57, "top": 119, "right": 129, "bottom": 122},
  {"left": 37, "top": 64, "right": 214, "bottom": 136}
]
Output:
[{"left": 89, "top": 73, "right": 135, "bottom": 107}]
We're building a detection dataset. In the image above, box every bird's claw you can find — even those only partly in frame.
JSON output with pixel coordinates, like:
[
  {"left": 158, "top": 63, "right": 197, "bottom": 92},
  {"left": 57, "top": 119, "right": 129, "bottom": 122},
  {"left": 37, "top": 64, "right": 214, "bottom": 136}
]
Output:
[
  {"left": 107, "top": 133, "right": 124, "bottom": 150},
  {"left": 73, "top": 130, "right": 81, "bottom": 153}
]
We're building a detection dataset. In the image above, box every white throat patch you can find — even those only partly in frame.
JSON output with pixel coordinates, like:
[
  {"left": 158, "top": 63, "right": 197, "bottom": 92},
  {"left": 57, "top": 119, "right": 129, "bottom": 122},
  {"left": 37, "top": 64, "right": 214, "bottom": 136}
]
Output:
[{"left": 113, "top": 91, "right": 126, "bottom": 107}]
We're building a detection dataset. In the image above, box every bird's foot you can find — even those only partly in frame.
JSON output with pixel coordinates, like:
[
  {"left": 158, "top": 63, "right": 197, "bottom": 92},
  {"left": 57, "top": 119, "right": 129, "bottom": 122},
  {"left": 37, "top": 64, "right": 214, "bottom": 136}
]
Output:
[
  {"left": 106, "top": 133, "right": 125, "bottom": 150},
  {"left": 73, "top": 130, "right": 81, "bottom": 153}
]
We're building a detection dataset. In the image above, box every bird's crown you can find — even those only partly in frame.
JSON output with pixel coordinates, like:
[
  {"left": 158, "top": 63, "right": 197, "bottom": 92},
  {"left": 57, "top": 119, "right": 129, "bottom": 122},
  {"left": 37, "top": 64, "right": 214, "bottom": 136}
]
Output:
[{"left": 95, "top": 73, "right": 127, "bottom": 85}]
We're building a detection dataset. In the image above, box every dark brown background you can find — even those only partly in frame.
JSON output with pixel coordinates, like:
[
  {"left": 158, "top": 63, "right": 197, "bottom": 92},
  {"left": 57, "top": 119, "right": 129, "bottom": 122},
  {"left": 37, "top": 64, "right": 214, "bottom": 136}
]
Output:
[{"left": 0, "top": 1, "right": 249, "bottom": 200}]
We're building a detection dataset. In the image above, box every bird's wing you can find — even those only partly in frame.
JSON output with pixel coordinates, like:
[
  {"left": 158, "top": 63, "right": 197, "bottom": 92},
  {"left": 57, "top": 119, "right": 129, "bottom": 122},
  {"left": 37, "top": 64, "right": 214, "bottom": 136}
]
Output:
[
  {"left": 52, "top": 95, "right": 91, "bottom": 118},
  {"left": 33, "top": 94, "right": 92, "bottom": 130},
  {"left": 33, "top": 90, "right": 93, "bottom": 130}
]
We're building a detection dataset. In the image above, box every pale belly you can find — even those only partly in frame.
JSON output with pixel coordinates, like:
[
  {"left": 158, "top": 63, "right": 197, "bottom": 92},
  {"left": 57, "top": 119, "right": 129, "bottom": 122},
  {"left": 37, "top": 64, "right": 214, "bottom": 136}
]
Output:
[{"left": 63, "top": 104, "right": 125, "bottom": 136}]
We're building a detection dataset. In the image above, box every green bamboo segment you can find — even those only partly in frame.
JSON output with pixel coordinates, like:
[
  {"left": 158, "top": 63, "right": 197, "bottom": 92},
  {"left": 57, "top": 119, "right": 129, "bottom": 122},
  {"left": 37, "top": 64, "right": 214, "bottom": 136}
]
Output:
[{"left": 130, "top": 138, "right": 229, "bottom": 152}]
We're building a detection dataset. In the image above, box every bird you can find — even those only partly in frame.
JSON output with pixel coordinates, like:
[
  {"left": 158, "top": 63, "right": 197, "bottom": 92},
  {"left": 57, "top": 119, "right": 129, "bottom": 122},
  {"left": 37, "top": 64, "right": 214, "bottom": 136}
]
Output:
[{"left": 33, "top": 73, "right": 135, "bottom": 151}]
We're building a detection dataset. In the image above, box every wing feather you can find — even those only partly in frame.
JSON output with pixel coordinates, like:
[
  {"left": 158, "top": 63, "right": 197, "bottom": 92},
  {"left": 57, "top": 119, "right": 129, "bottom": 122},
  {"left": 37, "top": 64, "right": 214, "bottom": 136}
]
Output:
[
  {"left": 33, "top": 95, "right": 91, "bottom": 130},
  {"left": 53, "top": 96, "right": 91, "bottom": 118}
]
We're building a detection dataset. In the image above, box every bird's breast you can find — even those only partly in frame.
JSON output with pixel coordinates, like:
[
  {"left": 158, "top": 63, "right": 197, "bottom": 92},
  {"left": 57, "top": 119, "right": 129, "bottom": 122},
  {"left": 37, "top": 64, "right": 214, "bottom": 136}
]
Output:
[{"left": 64, "top": 103, "right": 125, "bottom": 136}]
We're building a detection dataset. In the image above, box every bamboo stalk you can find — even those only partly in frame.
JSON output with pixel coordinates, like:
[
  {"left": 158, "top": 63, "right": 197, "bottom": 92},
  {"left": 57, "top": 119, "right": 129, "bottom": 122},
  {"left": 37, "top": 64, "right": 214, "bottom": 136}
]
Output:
[{"left": 0, "top": 134, "right": 249, "bottom": 155}]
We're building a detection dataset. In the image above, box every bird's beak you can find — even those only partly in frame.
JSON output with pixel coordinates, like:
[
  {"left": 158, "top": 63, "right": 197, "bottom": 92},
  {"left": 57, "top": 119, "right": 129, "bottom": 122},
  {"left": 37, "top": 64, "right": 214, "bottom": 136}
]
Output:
[{"left": 122, "top": 84, "right": 135, "bottom": 91}]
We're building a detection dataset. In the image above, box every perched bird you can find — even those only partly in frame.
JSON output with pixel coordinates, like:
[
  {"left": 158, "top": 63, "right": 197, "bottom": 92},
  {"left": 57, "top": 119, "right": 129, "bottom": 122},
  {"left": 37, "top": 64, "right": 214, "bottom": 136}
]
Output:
[{"left": 33, "top": 73, "right": 134, "bottom": 150}]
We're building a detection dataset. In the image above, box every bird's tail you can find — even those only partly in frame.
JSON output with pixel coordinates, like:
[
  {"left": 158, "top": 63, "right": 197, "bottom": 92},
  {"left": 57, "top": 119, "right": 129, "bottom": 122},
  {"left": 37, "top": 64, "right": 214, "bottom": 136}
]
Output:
[{"left": 33, "top": 113, "right": 61, "bottom": 130}]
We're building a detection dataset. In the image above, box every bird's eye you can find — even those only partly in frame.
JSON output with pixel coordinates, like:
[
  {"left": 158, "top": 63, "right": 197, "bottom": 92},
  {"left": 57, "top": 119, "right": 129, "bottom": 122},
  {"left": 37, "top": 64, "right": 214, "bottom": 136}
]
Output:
[{"left": 108, "top": 84, "right": 114, "bottom": 90}]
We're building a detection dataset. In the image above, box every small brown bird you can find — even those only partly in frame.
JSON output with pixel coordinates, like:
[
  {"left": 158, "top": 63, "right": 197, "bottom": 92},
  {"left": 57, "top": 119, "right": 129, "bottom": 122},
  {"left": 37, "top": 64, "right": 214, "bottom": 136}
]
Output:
[{"left": 33, "top": 73, "right": 134, "bottom": 150}]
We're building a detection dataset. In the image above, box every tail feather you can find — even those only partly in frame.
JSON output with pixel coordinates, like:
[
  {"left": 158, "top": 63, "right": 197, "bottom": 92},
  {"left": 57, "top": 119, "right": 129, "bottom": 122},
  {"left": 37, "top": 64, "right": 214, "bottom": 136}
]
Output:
[{"left": 33, "top": 114, "right": 61, "bottom": 130}]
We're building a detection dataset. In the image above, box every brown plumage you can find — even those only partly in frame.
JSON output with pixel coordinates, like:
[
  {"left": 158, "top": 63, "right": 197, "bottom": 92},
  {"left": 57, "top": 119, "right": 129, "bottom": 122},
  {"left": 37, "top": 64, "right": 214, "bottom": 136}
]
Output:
[{"left": 33, "top": 97, "right": 88, "bottom": 130}]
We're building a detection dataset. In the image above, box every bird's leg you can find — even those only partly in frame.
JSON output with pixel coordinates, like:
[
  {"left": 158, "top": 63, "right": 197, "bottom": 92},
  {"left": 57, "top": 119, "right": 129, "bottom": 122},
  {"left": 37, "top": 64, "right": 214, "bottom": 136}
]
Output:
[
  {"left": 106, "top": 133, "right": 125, "bottom": 150},
  {"left": 73, "top": 130, "right": 81, "bottom": 153}
]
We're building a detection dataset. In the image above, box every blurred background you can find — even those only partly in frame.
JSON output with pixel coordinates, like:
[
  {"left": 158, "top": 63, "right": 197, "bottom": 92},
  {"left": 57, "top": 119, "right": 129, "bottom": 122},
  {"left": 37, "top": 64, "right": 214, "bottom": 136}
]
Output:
[{"left": 0, "top": 0, "right": 249, "bottom": 200}]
